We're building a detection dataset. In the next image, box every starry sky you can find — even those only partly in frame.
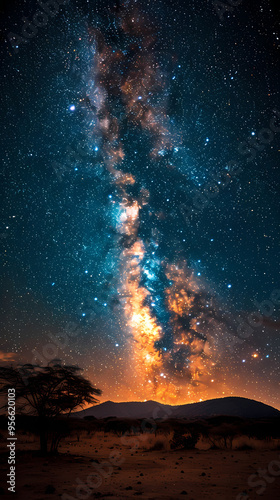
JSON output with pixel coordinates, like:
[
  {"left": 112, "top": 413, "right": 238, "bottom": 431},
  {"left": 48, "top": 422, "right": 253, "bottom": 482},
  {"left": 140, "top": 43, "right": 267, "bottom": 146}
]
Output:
[{"left": 1, "top": 0, "right": 280, "bottom": 408}]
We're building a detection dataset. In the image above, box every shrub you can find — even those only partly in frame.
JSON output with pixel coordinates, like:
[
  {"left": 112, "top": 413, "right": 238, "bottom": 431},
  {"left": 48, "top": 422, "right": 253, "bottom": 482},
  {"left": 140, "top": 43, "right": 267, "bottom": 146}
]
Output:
[{"left": 170, "top": 430, "right": 199, "bottom": 450}]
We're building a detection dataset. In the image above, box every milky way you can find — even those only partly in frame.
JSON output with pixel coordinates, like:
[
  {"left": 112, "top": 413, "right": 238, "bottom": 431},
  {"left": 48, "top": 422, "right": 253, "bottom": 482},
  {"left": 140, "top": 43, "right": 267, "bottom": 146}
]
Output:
[
  {"left": 1, "top": 0, "right": 279, "bottom": 407},
  {"left": 75, "top": 3, "right": 243, "bottom": 402}
]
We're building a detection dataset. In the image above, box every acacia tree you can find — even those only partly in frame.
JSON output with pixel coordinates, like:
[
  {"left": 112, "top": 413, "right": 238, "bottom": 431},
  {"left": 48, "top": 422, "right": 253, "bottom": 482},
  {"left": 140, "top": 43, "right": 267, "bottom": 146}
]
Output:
[{"left": 0, "top": 361, "right": 102, "bottom": 454}]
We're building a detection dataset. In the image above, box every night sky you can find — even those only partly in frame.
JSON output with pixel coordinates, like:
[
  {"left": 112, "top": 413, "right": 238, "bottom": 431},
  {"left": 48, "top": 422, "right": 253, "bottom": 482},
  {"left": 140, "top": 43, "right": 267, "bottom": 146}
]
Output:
[{"left": 1, "top": 0, "right": 279, "bottom": 407}]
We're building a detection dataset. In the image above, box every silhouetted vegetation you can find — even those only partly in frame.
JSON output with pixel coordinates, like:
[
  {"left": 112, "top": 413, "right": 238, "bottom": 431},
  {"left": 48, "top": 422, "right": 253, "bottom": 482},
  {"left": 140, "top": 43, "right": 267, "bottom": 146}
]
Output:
[
  {"left": 170, "top": 429, "right": 199, "bottom": 450},
  {"left": 0, "top": 361, "right": 101, "bottom": 454}
]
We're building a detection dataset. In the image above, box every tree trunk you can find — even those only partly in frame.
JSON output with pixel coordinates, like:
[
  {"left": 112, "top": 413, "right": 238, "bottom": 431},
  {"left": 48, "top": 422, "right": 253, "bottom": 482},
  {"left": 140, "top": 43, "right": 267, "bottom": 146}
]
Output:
[
  {"left": 39, "top": 430, "right": 48, "bottom": 454},
  {"left": 39, "top": 417, "right": 48, "bottom": 454}
]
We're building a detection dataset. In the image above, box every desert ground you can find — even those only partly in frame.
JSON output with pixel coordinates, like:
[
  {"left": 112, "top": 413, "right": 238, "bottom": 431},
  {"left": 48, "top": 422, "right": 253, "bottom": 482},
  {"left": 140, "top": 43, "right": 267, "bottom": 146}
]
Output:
[{"left": 0, "top": 427, "right": 280, "bottom": 500}]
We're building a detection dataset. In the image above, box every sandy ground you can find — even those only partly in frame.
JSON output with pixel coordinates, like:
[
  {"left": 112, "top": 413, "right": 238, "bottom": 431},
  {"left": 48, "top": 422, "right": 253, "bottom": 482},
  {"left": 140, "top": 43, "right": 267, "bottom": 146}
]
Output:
[{"left": 0, "top": 434, "right": 279, "bottom": 499}]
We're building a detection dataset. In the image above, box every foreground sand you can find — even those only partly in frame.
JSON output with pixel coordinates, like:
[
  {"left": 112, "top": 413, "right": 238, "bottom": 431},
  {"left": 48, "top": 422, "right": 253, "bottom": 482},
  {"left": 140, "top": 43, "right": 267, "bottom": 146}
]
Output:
[{"left": 0, "top": 434, "right": 279, "bottom": 499}]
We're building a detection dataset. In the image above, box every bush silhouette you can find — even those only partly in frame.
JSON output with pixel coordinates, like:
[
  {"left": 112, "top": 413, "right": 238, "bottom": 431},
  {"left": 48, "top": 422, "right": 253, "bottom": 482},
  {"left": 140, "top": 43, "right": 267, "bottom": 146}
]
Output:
[{"left": 170, "top": 429, "right": 199, "bottom": 450}]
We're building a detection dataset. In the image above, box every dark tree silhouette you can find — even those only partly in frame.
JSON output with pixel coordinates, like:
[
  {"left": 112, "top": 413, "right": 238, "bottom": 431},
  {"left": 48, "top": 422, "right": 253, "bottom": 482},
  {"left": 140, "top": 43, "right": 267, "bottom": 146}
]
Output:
[{"left": 0, "top": 361, "right": 102, "bottom": 454}]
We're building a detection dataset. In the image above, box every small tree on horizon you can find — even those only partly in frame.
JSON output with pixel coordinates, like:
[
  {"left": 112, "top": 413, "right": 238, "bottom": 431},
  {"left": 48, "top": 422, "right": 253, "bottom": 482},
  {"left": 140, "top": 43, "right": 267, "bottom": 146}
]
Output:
[{"left": 0, "top": 361, "right": 102, "bottom": 454}]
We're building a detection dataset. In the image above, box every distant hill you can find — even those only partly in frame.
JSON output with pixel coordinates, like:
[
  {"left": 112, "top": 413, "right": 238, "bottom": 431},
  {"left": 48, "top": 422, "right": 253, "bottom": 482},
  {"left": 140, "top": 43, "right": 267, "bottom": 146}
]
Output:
[{"left": 73, "top": 397, "right": 280, "bottom": 420}]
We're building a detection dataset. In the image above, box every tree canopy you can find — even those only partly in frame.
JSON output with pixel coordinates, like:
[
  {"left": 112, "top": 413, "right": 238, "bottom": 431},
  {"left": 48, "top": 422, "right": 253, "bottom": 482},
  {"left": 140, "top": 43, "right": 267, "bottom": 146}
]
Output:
[{"left": 0, "top": 361, "right": 102, "bottom": 453}]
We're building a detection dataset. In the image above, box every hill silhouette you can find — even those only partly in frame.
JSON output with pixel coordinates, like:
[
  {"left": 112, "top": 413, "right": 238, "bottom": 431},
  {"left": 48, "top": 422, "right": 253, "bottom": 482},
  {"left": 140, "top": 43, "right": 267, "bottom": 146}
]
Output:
[{"left": 73, "top": 396, "right": 280, "bottom": 420}]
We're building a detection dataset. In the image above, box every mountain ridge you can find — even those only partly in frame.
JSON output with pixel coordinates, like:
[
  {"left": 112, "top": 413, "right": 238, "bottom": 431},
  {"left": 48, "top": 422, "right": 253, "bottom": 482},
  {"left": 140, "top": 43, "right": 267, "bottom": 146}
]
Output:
[{"left": 73, "top": 396, "right": 280, "bottom": 420}]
